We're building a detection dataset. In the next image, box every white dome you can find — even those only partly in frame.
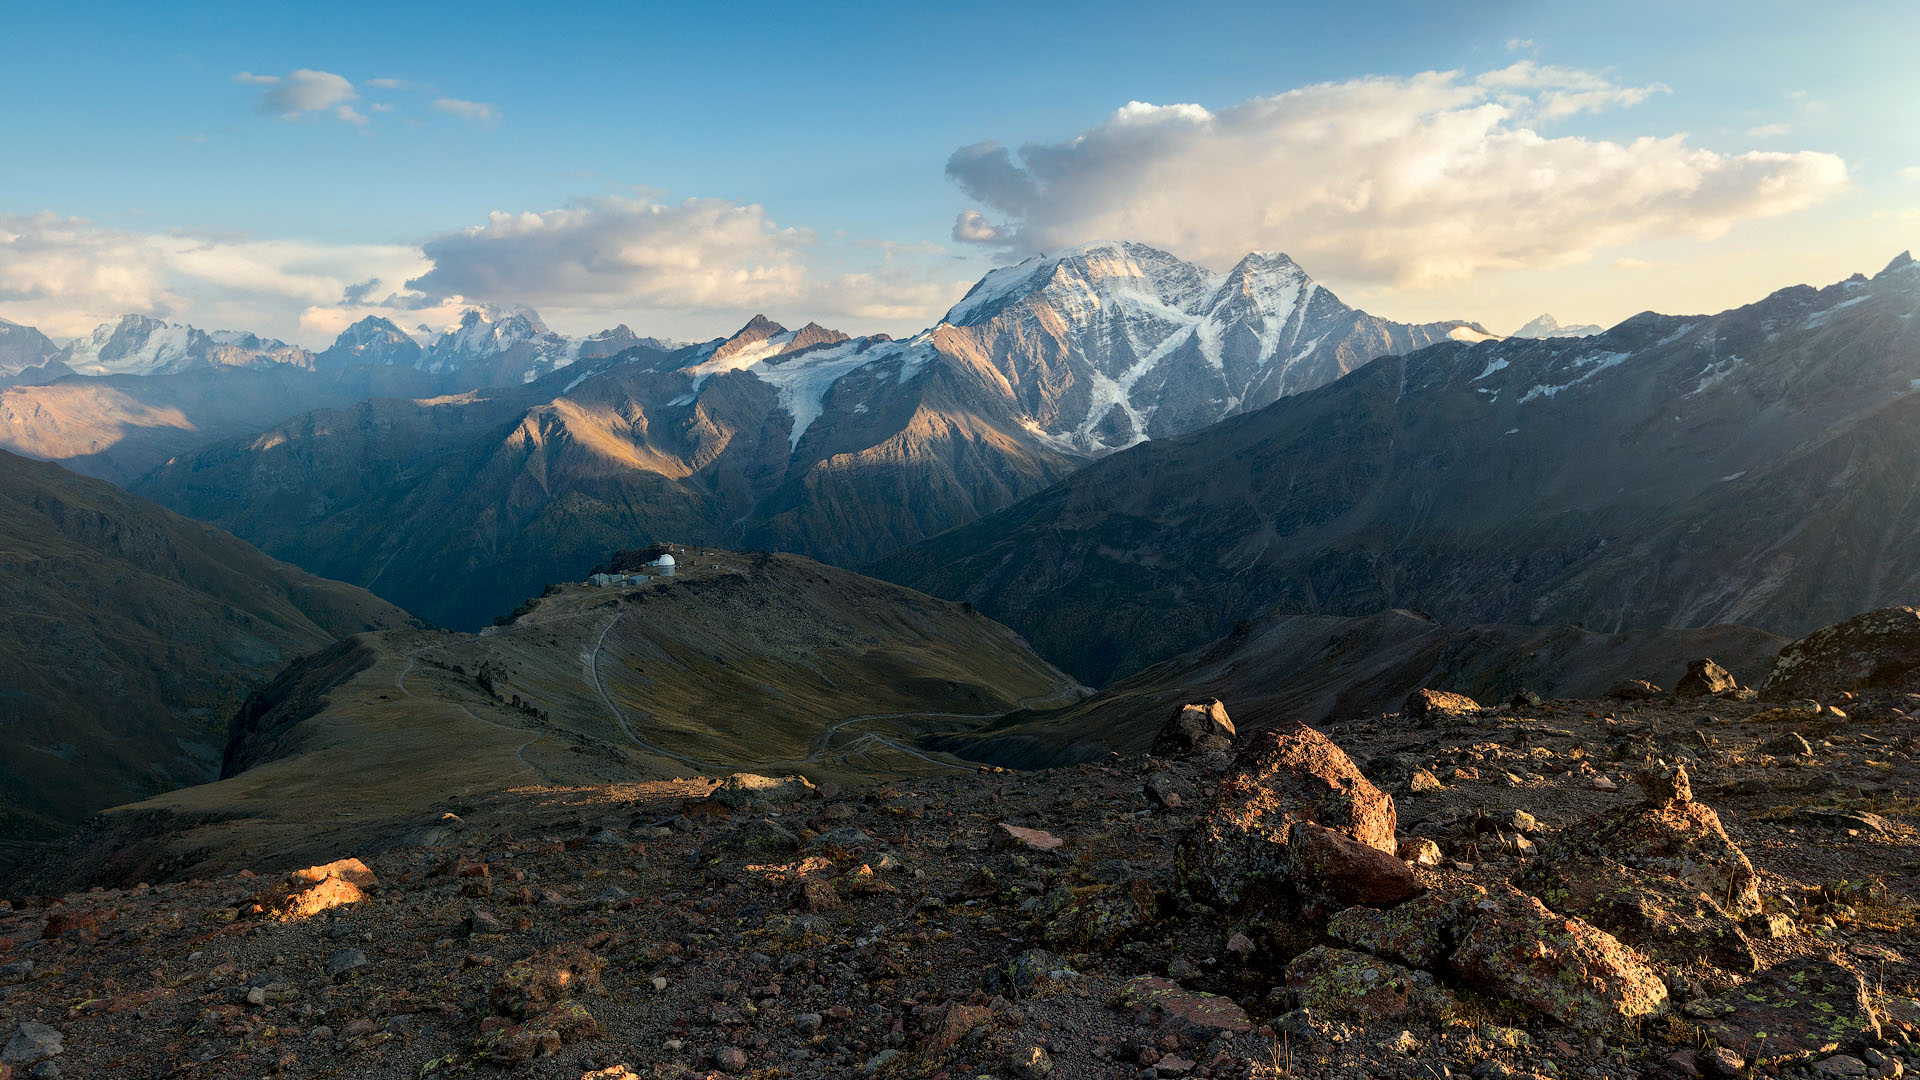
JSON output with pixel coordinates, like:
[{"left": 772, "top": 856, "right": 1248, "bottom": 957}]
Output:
[{"left": 656, "top": 553, "right": 676, "bottom": 566}]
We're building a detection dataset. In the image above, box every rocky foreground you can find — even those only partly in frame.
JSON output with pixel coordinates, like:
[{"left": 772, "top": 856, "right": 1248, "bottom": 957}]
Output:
[{"left": 8, "top": 615, "right": 1920, "bottom": 1079}]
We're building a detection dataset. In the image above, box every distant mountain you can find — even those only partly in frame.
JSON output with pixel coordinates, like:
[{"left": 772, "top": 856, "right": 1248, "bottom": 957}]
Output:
[
  {"left": 0, "top": 317, "right": 63, "bottom": 383},
  {"left": 61, "top": 314, "right": 315, "bottom": 377},
  {"left": 1513, "top": 313, "right": 1604, "bottom": 339},
  {"left": 314, "top": 315, "right": 423, "bottom": 368},
  {"left": 878, "top": 252, "right": 1920, "bottom": 685},
  {"left": 133, "top": 244, "right": 1486, "bottom": 629},
  {"left": 0, "top": 449, "right": 417, "bottom": 873},
  {"left": 932, "top": 241, "right": 1493, "bottom": 451}
]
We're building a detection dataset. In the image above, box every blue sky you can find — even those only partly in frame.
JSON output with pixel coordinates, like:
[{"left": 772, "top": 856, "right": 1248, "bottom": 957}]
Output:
[{"left": 2, "top": 0, "right": 1915, "bottom": 343}]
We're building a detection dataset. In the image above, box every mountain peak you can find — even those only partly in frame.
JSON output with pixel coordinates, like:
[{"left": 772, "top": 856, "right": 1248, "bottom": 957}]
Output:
[
  {"left": 1513, "top": 313, "right": 1604, "bottom": 339},
  {"left": 1879, "top": 250, "right": 1916, "bottom": 278}
]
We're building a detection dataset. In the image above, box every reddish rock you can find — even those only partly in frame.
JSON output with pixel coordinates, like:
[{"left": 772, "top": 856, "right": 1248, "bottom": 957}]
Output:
[
  {"left": 1327, "top": 883, "right": 1486, "bottom": 970},
  {"left": 1175, "top": 723, "right": 1397, "bottom": 908},
  {"left": 1451, "top": 885, "right": 1669, "bottom": 1031},
  {"left": 996, "top": 823, "right": 1065, "bottom": 852},
  {"left": 278, "top": 858, "right": 379, "bottom": 920},
  {"left": 929, "top": 1002, "right": 992, "bottom": 1053},
  {"left": 1516, "top": 856, "right": 1758, "bottom": 974},
  {"left": 40, "top": 909, "right": 101, "bottom": 940},
  {"left": 1692, "top": 958, "right": 1879, "bottom": 1063},
  {"left": 1287, "top": 822, "right": 1422, "bottom": 911},
  {"left": 1151, "top": 700, "right": 1236, "bottom": 758},
  {"left": 489, "top": 945, "right": 605, "bottom": 1020},
  {"left": 1552, "top": 797, "right": 1760, "bottom": 917}
]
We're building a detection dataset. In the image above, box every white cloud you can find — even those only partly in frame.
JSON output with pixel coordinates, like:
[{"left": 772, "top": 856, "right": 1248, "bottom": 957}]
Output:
[
  {"left": 240, "top": 68, "right": 359, "bottom": 119},
  {"left": 366, "top": 77, "right": 407, "bottom": 90},
  {"left": 334, "top": 104, "right": 369, "bottom": 127},
  {"left": 1747, "top": 122, "right": 1790, "bottom": 137},
  {"left": 403, "top": 195, "right": 959, "bottom": 331},
  {"left": 1506, "top": 38, "right": 1536, "bottom": 51},
  {"left": 1902, "top": 166, "right": 1920, "bottom": 181},
  {"left": 946, "top": 65, "right": 1850, "bottom": 289},
  {"left": 433, "top": 97, "right": 500, "bottom": 122}
]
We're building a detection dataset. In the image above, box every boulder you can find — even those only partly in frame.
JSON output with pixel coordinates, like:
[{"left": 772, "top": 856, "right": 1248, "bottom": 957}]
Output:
[
  {"left": 1042, "top": 880, "right": 1160, "bottom": 949},
  {"left": 1283, "top": 946, "right": 1458, "bottom": 1021},
  {"left": 1151, "top": 700, "right": 1236, "bottom": 758},
  {"left": 1288, "top": 822, "right": 1422, "bottom": 912},
  {"left": 1327, "top": 884, "right": 1486, "bottom": 970},
  {"left": 711, "top": 773, "right": 817, "bottom": 808},
  {"left": 1675, "top": 659, "right": 1738, "bottom": 698},
  {"left": 1516, "top": 856, "right": 1758, "bottom": 973},
  {"left": 1764, "top": 607, "right": 1920, "bottom": 700},
  {"left": 1762, "top": 731, "right": 1814, "bottom": 757},
  {"left": 1636, "top": 761, "right": 1692, "bottom": 808},
  {"left": 1549, "top": 795, "right": 1761, "bottom": 918},
  {"left": 1, "top": 1023, "right": 62, "bottom": 1067},
  {"left": 1688, "top": 958, "right": 1880, "bottom": 1063},
  {"left": 1607, "top": 679, "right": 1664, "bottom": 701},
  {"left": 1174, "top": 723, "right": 1397, "bottom": 908},
  {"left": 1451, "top": 886, "right": 1669, "bottom": 1031},
  {"left": 699, "top": 818, "right": 800, "bottom": 859},
  {"left": 279, "top": 858, "right": 377, "bottom": 920},
  {"left": 1404, "top": 688, "right": 1480, "bottom": 724},
  {"left": 489, "top": 945, "right": 606, "bottom": 1019}
]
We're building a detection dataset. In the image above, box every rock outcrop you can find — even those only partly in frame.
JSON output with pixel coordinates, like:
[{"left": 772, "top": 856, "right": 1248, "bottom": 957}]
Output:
[
  {"left": 1174, "top": 723, "right": 1396, "bottom": 907},
  {"left": 1764, "top": 607, "right": 1920, "bottom": 700},
  {"left": 1150, "top": 700, "right": 1236, "bottom": 758},
  {"left": 1451, "top": 886, "right": 1670, "bottom": 1031}
]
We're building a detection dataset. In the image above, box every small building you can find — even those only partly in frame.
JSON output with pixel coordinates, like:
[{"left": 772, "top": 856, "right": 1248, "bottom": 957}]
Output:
[
  {"left": 653, "top": 553, "right": 676, "bottom": 577},
  {"left": 588, "top": 572, "right": 615, "bottom": 587}
]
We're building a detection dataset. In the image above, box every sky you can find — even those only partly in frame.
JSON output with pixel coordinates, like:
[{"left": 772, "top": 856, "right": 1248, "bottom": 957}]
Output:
[{"left": 1, "top": 0, "right": 1916, "bottom": 346}]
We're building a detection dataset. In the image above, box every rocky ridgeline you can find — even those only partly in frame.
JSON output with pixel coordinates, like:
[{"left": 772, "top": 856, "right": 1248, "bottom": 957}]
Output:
[{"left": 4, "top": 611, "right": 1920, "bottom": 1078}]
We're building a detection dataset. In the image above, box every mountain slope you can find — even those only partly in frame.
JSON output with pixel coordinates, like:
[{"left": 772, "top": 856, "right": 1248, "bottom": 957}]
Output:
[
  {"left": 0, "top": 449, "right": 418, "bottom": 871},
  {"left": 925, "top": 608, "right": 1786, "bottom": 768},
  {"left": 878, "top": 253, "right": 1920, "bottom": 685},
  {"left": 36, "top": 549, "right": 1080, "bottom": 884},
  {"left": 0, "top": 317, "right": 62, "bottom": 383}
]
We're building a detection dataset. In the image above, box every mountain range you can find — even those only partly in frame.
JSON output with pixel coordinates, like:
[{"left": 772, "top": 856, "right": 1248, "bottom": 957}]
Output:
[{"left": 879, "top": 252, "right": 1920, "bottom": 685}]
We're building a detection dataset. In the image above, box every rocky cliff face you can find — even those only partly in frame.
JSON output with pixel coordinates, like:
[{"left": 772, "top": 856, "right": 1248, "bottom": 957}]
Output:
[{"left": 879, "top": 253, "right": 1920, "bottom": 685}]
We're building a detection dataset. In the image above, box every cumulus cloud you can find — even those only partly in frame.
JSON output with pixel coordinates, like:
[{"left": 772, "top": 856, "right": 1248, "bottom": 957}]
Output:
[
  {"left": 240, "top": 68, "right": 359, "bottom": 119},
  {"left": 946, "top": 65, "right": 1850, "bottom": 288},
  {"left": 0, "top": 212, "right": 423, "bottom": 340},
  {"left": 433, "top": 97, "right": 500, "bottom": 122},
  {"left": 404, "top": 195, "right": 958, "bottom": 327}
]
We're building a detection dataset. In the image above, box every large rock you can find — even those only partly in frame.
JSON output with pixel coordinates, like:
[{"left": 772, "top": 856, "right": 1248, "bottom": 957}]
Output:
[
  {"left": 1675, "top": 658, "right": 1738, "bottom": 698},
  {"left": 1174, "top": 723, "right": 1397, "bottom": 908},
  {"left": 1451, "top": 886, "right": 1669, "bottom": 1031},
  {"left": 1042, "top": 879, "right": 1161, "bottom": 949},
  {"left": 1151, "top": 700, "right": 1236, "bottom": 758},
  {"left": 1327, "top": 884, "right": 1486, "bottom": 970},
  {"left": 1516, "top": 857, "right": 1758, "bottom": 974},
  {"left": 277, "top": 858, "right": 378, "bottom": 920},
  {"left": 1688, "top": 958, "right": 1880, "bottom": 1063},
  {"left": 1764, "top": 607, "right": 1920, "bottom": 700},
  {"left": 1288, "top": 821, "right": 1422, "bottom": 912},
  {"left": 1116, "top": 977, "right": 1254, "bottom": 1034},
  {"left": 1553, "top": 797, "right": 1761, "bottom": 918},
  {"left": 711, "top": 773, "right": 818, "bottom": 808},
  {"left": 1, "top": 1023, "right": 62, "bottom": 1067},
  {"left": 1403, "top": 688, "right": 1480, "bottom": 724},
  {"left": 1283, "top": 946, "right": 1458, "bottom": 1021}
]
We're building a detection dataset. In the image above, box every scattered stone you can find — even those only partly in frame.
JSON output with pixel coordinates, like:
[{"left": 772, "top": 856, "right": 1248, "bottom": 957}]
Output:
[
  {"left": 1407, "top": 768, "right": 1446, "bottom": 794},
  {"left": 1151, "top": 700, "right": 1236, "bottom": 757},
  {"left": 325, "top": 948, "right": 368, "bottom": 977},
  {"left": 712, "top": 1045, "right": 748, "bottom": 1073},
  {"left": 1288, "top": 821, "right": 1423, "bottom": 911},
  {"left": 988, "top": 949, "right": 1077, "bottom": 997},
  {"left": 1676, "top": 659, "right": 1738, "bottom": 698},
  {"left": 1792, "top": 807, "right": 1892, "bottom": 834},
  {"left": 1043, "top": 880, "right": 1159, "bottom": 949},
  {"left": 1591, "top": 775, "right": 1618, "bottom": 792},
  {"left": 1636, "top": 760, "right": 1692, "bottom": 808},
  {"left": 1174, "top": 722, "right": 1397, "bottom": 908},
  {"left": 490, "top": 945, "right": 605, "bottom": 1019},
  {"left": 1607, "top": 679, "right": 1664, "bottom": 700},
  {"left": 996, "top": 823, "right": 1065, "bottom": 852},
  {"left": 1689, "top": 958, "right": 1879, "bottom": 1063},
  {"left": 1, "top": 1024, "right": 62, "bottom": 1067},
  {"left": 1116, "top": 976, "right": 1254, "bottom": 1034},
  {"left": 1404, "top": 688, "right": 1481, "bottom": 724},
  {"left": 1451, "top": 885, "right": 1669, "bottom": 1031},
  {"left": 1763, "top": 731, "right": 1815, "bottom": 757},
  {"left": 1764, "top": 607, "right": 1920, "bottom": 700},
  {"left": 1327, "top": 884, "right": 1485, "bottom": 970},
  {"left": 700, "top": 818, "right": 799, "bottom": 859},
  {"left": 1008, "top": 1045, "right": 1054, "bottom": 1078},
  {"left": 1814, "top": 1055, "right": 1872, "bottom": 1078},
  {"left": 1284, "top": 946, "right": 1458, "bottom": 1020},
  {"left": 1398, "top": 836, "right": 1444, "bottom": 867}
]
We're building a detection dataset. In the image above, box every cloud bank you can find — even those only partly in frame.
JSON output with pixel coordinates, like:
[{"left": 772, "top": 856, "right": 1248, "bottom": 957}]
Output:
[{"left": 946, "top": 65, "right": 1851, "bottom": 287}]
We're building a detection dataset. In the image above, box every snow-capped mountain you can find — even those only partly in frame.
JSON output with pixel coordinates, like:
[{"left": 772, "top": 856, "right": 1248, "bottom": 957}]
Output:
[
  {"left": 59, "top": 315, "right": 314, "bottom": 377},
  {"left": 1512, "top": 313, "right": 1604, "bottom": 339},
  {"left": 932, "top": 241, "right": 1494, "bottom": 450},
  {"left": 314, "top": 316, "right": 423, "bottom": 369},
  {"left": 0, "top": 318, "right": 63, "bottom": 383}
]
